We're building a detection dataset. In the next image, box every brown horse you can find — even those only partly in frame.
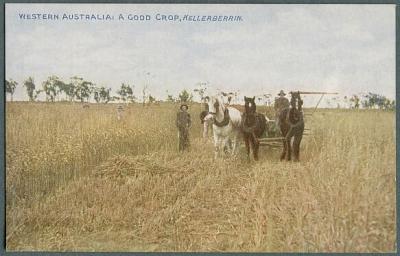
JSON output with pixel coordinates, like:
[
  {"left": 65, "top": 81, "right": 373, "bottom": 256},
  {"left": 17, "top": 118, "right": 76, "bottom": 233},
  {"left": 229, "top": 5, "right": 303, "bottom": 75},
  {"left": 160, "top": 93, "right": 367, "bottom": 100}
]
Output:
[
  {"left": 278, "top": 92, "right": 305, "bottom": 161},
  {"left": 242, "top": 96, "right": 266, "bottom": 161}
]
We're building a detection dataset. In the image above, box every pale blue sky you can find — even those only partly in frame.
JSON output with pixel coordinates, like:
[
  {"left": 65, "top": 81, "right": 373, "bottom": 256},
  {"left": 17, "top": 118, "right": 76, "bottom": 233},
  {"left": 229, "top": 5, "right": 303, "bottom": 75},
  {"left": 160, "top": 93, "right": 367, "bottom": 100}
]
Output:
[{"left": 6, "top": 4, "right": 395, "bottom": 106}]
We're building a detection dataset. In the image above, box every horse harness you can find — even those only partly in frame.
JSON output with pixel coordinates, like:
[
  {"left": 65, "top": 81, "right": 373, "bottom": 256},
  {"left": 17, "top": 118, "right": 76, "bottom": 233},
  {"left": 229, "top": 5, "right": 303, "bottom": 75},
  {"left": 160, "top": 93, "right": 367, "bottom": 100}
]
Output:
[
  {"left": 284, "top": 108, "right": 304, "bottom": 140},
  {"left": 241, "top": 112, "right": 257, "bottom": 133},
  {"left": 285, "top": 108, "right": 303, "bottom": 127},
  {"left": 213, "top": 108, "right": 231, "bottom": 127}
]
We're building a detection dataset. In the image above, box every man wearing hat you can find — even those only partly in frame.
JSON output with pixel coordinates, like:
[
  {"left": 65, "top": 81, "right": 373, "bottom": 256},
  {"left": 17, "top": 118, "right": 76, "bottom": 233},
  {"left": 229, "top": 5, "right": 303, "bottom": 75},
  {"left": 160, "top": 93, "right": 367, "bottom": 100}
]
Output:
[
  {"left": 274, "top": 90, "right": 290, "bottom": 126},
  {"left": 176, "top": 104, "right": 192, "bottom": 152}
]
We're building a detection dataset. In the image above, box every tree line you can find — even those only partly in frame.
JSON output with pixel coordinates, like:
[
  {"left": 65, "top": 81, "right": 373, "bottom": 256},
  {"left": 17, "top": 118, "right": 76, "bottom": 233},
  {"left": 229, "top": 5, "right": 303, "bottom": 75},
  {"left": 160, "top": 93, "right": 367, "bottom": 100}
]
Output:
[
  {"left": 327, "top": 94, "right": 396, "bottom": 110},
  {"left": 5, "top": 77, "right": 395, "bottom": 109},
  {"left": 6, "top": 76, "right": 117, "bottom": 103},
  {"left": 6, "top": 76, "right": 202, "bottom": 104}
]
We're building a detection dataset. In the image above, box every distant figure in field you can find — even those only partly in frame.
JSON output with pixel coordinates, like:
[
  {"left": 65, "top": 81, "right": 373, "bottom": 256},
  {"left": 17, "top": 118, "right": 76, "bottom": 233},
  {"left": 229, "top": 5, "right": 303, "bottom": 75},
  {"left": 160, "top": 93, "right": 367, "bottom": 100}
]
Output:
[
  {"left": 117, "top": 105, "right": 124, "bottom": 120},
  {"left": 274, "top": 90, "right": 290, "bottom": 126},
  {"left": 176, "top": 104, "right": 192, "bottom": 152}
]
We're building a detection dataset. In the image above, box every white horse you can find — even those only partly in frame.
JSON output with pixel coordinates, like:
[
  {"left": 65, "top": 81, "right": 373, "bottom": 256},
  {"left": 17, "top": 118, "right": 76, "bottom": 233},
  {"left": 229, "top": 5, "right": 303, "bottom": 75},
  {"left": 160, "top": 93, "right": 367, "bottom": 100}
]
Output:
[{"left": 207, "top": 96, "right": 242, "bottom": 158}]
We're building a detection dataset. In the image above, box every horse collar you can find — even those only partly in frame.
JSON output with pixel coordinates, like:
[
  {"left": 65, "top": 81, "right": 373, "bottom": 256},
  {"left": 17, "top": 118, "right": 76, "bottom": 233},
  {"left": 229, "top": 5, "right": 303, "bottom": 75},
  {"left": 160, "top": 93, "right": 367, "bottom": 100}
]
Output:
[
  {"left": 286, "top": 108, "right": 303, "bottom": 126},
  {"left": 214, "top": 109, "right": 230, "bottom": 127},
  {"left": 242, "top": 112, "right": 257, "bottom": 133}
]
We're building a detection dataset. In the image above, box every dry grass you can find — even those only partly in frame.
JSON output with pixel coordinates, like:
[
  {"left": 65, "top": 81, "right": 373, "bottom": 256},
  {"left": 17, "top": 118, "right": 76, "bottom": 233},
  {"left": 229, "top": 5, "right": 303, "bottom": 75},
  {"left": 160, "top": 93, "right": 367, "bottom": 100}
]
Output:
[{"left": 6, "top": 102, "right": 396, "bottom": 252}]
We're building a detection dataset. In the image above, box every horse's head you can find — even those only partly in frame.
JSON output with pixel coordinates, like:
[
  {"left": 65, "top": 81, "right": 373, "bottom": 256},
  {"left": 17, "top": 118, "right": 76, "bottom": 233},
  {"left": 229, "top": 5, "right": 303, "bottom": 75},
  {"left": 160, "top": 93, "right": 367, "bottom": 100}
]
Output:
[
  {"left": 207, "top": 96, "right": 224, "bottom": 115},
  {"left": 200, "top": 110, "right": 208, "bottom": 124},
  {"left": 244, "top": 96, "right": 256, "bottom": 114},
  {"left": 290, "top": 92, "right": 303, "bottom": 111},
  {"left": 203, "top": 113, "right": 214, "bottom": 124}
]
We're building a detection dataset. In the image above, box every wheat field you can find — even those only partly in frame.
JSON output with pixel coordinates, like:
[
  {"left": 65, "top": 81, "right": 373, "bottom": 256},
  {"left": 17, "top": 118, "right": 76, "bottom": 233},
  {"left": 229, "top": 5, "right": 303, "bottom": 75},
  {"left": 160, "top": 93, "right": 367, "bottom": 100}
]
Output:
[{"left": 5, "top": 102, "right": 396, "bottom": 252}]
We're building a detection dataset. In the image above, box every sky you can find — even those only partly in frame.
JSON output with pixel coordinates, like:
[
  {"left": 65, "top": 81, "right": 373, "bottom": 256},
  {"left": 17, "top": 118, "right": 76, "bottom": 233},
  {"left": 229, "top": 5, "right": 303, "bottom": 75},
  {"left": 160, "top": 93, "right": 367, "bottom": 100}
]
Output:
[{"left": 5, "top": 4, "right": 396, "bottom": 106}]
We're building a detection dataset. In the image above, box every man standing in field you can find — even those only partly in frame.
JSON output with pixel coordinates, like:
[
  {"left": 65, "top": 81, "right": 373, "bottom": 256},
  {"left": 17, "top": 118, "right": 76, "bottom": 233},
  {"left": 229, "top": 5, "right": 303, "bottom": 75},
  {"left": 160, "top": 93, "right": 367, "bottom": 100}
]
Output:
[
  {"left": 274, "top": 90, "right": 290, "bottom": 126},
  {"left": 176, "top": 104, "right": 192, "bottom": 152}
]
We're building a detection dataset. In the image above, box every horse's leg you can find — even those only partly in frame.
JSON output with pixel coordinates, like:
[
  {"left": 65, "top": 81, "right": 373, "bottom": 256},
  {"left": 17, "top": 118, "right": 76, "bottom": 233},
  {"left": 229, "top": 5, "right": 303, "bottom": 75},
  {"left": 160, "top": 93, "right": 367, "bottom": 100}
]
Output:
[
  {"left": 223, "top": 137, "right": 230, "bottom": 154},
  {"left": 249, "top": 134, "right": 255, "bottom": 161},
  {"left": 253, "top": 133, "right": 259, "bottom": 161},
  {"left": 224, "top": 138, "right": 233, "bottom": 154},
  {"left": 280, "top": 142, "right": 285, "bottom": 160},
  {"left": 285, "top": 125, "right": 296, "bottom": 161},
  {"left": 213, "top": 133, "right": 220, "bottom": 159},
  {"left": 231, "top": 131, "right": 239, "bottom": 157},
  {"left": 203, "top": 121, "right": 208, "bottom": 139},
  {"left": 223, "top": 136, "right": 232, "bottom": 156},
  {"left": 287, "top": 136, "right": 292, "bottom": 161},
  {"left": 280, "top": 129, "right": 287, "bottom": 161},
  {"left": 244, "top": 134, "right": 250, "bottom": 161},
  {"left": 293, "top": 134, "right": 303, "bottom": 162}
]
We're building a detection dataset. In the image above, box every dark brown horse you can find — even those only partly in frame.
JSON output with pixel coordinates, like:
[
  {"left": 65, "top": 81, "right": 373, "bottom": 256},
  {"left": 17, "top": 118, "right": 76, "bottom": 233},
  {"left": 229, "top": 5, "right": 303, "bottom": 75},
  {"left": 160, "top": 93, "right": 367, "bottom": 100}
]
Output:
[
  {"left": 278, "top": 92, "right": 305, "bottom": 161},
  {"left": 242, "top": 96, "right": 266, "bottom": 161}
]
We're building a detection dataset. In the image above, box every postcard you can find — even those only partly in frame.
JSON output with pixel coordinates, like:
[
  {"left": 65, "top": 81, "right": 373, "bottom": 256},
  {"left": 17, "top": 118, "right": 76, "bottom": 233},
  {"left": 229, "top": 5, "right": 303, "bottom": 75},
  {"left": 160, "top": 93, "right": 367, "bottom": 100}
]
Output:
[{"left": 5, "top": 3, "right": 396, "bottom": 252}]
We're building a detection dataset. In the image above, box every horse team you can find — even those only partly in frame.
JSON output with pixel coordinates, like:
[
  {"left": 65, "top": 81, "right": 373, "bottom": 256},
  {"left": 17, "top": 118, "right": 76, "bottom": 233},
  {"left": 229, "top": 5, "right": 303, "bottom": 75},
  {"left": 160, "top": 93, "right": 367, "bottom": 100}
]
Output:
[{"left": 203, "top": 93, "right": 305, "bottom": 162}]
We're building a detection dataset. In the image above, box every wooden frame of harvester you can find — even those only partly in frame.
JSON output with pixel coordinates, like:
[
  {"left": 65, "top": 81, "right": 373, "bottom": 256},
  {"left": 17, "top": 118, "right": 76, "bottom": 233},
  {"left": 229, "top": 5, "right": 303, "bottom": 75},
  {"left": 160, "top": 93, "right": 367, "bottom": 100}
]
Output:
[{"left": 258, "top": 91, "right": 338, "bottom": 148}]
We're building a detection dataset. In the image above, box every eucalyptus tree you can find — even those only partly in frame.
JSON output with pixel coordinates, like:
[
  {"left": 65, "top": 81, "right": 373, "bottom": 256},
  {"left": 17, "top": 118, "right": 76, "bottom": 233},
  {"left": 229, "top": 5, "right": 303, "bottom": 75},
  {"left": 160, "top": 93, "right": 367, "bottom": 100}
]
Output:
[
  {"left": 69, "top": 76, "right": 84, "bottom": 102},
  {"left": 126, "top": 85, "right": 135, "bottom": 103},
  {"left": 74, "top": 80, "right": 93, "bottom": 103},
  {"left": 93, "top": 86, "right": 111, "bottom": 103},
  {"left": 99, "top": 87, "right": 112, "bottom": 103},
  {"left": 23, "top": 77, "right": 36, "bottom": 101},
  {"left": 362, "top": 92, "right": 394, "bottom": 110},
  {"left": 63, "top": 82, "right": 76, "bottom": 102},
  {"left": 148, "top": 95, "right": 156, "bottom": 104},
  {"left": 5, "top": 79, "right": 18, "bottom": 101},
  {"left": 93, "top": 87, "right": 101, "bottom": 103},
  {"left": 349, "top": 95, "right": 360, "bottom": 109},
  {"left": 142, "top": 85, "right": 148, "bottom": 106},
  {"left": 166, "top": 94, "right": 175, "bottom": 102},
  {"left": 263, "top": 93, "right": 272, "bottom": 106},
  {"left": 112, "top": 96, "right": 121, "bottom": 102},
  {"left": 42, "top": 76, "right": 60, "bottom": 102},
  {"left": 193, "top": 86, "right": 207, "bottom": 102},
  {"left": 117, "top": 83, "right": 128, "bottom": 103},
  {"left": 118, "top": 83, "right": 134, "bottom": 104},
  {"left": 33, "top": 89, "right": 42, "bottom": 101},
  {"left": 53, "top": 79, "right": 74, "bottom": 101},
  {"left": 194, "top": 82, "right": 209, "bottom": 108},
  {"left": 178, "top": 89, "right": 192, "bottom": 103}
]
